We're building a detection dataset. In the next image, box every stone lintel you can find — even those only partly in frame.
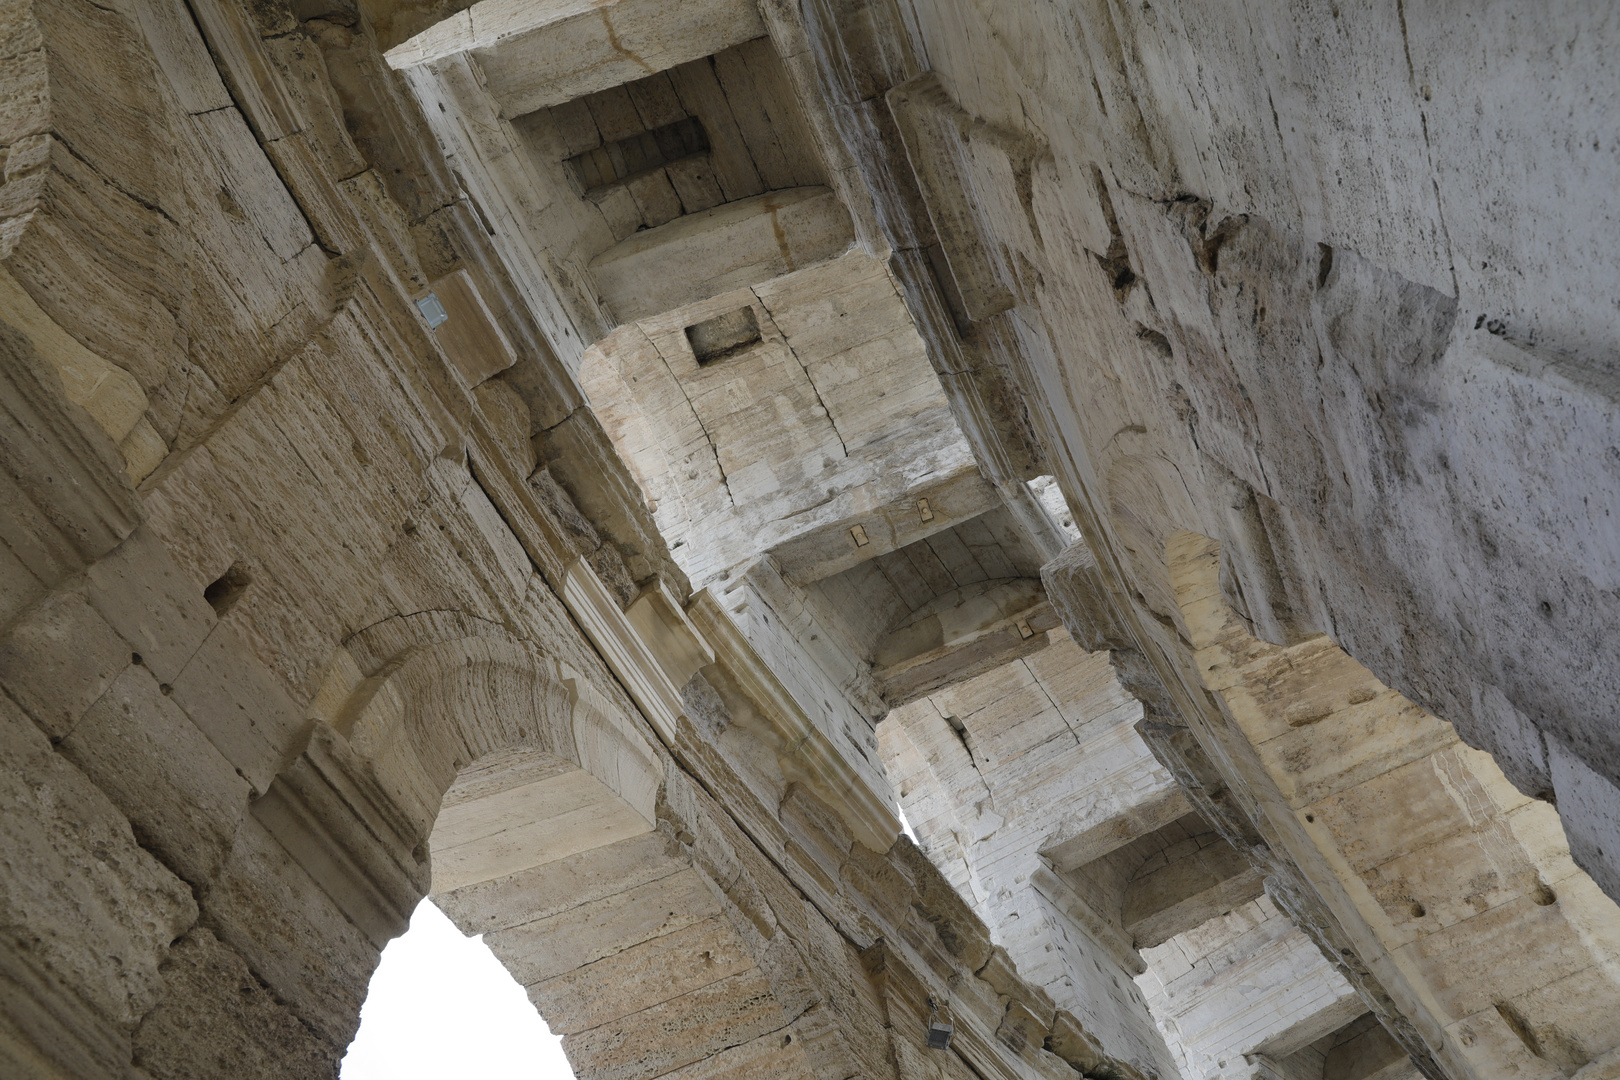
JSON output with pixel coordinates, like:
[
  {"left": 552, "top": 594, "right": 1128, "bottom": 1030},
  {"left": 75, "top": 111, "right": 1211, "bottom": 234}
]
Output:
[
  {"left": 686, "top": 588, "right": 899, "bottom": 853},
  {"left": 387, "top": 0, "right": 764, "bottom": 116}
]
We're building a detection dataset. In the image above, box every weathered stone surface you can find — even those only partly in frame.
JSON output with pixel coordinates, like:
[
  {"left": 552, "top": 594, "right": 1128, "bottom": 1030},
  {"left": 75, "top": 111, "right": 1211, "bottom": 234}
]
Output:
[
  {"left": 529, "top": 916, "right": 755, "bottom": 1034},
  {"left": 435, "top": 830, "right": 688, "bottom": 934},
  {"left": 203, "top": 816, "right": 381, "bottom": 1047},
  {"left": 5, "top": 1, "right": 1620, "bottom": 1079},
  {"left": 590, "top": 187, "right": 854, "bottom": 322},
  {"left": 60, "top": 665, "right": 250, "bottom": 886},
  {"left": 0, "top": 588, "right": 130, "bottom": 740},
  {"left": 0, "top": 693, "right": 196, "bottom": 1036},
  {"left": 560, "top": 968, "right": 787, "bottom": 1080},
  {"left": 83, "top": 526, "right": 218, "bottom": 684},
  {"left": 133, "top": 930, "right": 340, "bottom": 1080}
]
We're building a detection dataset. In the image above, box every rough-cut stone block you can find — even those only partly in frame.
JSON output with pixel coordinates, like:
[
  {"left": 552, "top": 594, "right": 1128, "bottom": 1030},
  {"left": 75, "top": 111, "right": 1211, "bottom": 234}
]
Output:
[
  {"left": 561, "top": 968, "right": 786, "bottom": 1080},
  {"left": 435, "top": 830, "right": 688, "bottom": 935},
  {"left": 202, "top": 817, "right": 380, "bottom": 1047},
  {"left": 0, "top": 588, "right": 130, "bottom": 740},
  {"left": 654, "top": 1026, "right": 815, "bottom": 1080},
  {"left": 0, "top": 693, "right": 195, "bottom": 1033},
  {"left": 167, "top": 621, "right": 304, "bottom": 795},
  {"left": 60, "top": 666, "right": 249, "bottom": 886},
  {"left": 485, "top": 868, "right": 723, "bottom": 986},
  {"left": 84, "top": 526, "right": 217, "bottom": 685},
  {"left": 589, "top": 187, "right": 853, "bottom": 321},
  {"left": 529, "top": 916, "right": 755, "bottom": 1034},
  {"left": 132, "top": 929, "right": 340, "bottom": 1080}
]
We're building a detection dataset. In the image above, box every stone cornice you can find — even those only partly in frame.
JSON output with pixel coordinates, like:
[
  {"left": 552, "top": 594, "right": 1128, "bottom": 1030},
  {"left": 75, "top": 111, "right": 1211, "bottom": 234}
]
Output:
[
  {"left": 686, "top": 588, "right": 900, "bottom": 853},
  {"left": 560, "top": 558, "right": 688, "bottom": 748},
  {"left": 558, "top": 557, "right": 900, "bottom": 852}
]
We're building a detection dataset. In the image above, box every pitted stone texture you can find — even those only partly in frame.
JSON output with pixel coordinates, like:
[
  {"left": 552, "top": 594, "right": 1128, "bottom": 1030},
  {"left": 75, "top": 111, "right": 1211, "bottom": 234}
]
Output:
[
  {"left": 133, "top": 930, "right": 340, "bottom": 1080},
  {"left": 59, "top": 665, "right": 250, "bottom": 885},
  {"left": 7, "top": 1, "right": 1620, "bottom": 1079},
  {"left": 0, "top": 693, "right": 196, "bottom": 1037},
  {"left": 1171, "top": 531, "right": 1620, "bottom": 1076}
]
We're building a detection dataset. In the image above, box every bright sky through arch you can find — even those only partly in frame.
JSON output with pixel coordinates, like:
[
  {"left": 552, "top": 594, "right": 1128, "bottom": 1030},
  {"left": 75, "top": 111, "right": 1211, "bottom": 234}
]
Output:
[{"left": 342, "top": 899, "right": 575, "bottom": 1080}]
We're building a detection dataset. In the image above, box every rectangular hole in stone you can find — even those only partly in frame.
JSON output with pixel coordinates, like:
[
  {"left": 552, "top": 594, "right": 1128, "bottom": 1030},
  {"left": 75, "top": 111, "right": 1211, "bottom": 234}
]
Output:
[
  {"left": 567, "top": 116, "right": 710, "bottom": 197},
  {"left": 204, "top": 563, "right": 252, "bottom": 616},
  {"left": 686, "top": 307, "right": 762, "bottom": 365}
]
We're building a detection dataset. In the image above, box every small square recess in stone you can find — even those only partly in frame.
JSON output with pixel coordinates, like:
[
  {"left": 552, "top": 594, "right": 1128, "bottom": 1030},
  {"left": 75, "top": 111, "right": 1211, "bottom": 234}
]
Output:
[{"left": 687, "top": 307, "right": 762, "bottom": 365}]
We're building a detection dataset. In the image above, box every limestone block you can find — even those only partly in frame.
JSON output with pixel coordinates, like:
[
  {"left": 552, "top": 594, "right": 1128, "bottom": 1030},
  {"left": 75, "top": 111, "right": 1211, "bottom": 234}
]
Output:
[
  {"left": 1445, "top": 1007, "right": 1566, "bottom": 1080},
  {"left": 0, "top": 936, "right": 132, "bottom": 1080},
  {"left": 428, "top": 268, "right": 519, "bottom": 387},
  {"left": 1122, "top": 840, "right": 1266, "bottom": 950},
  {"left": 0, "top": 541, "right": 42, "bottom": 633},
  {"left": 1040, "top": 542, "right": 1132, "bottom": 654},
  {"left": 192, "top": 107, "right": 313, "bottom": 264},
  {"left": 391, "top": 0, "right": 765, "bottom": 115},
  {"left": 0, "top": 693, "right": 196, "bottom": 1034},
  {"left": 763, "top": 468, "right": 1001, "bottom": 586},
  {"left": 561, "top": 967, "right": 786, "bottom": 1080},
  {"left": 84, "top": 526, "right": 217, "bottom": 685},
  {"left": 1575, "top": 1047, "right": 1620, "bottom": 1080},
  {"left": 2, "top": 127, "right": 187, "bottom": 394},
  {"left": 1139, "top": 899, "right": 1361, "bottom": 1080},
  {"left": 892, "top": 1031, "right": 990, "bottom": 1080},
  {"left": 251, "top": 733, "right": 430, "bottom": 948},
  {"left": 259, "top": 32, "right": 367, "bottom": 181},
  {"left": 885, "top": 74, "right": 1017, "bottom": 323},
  {"left": 168, "top": 621, "right": 305, "bottom": 796},
  {"left": 999, "top": 998, "right": 1054, "bottom": 1055},
  {"left": 130, "top": 0, "right": 230, "bottom": 115},
  {"left": 1313, "top": 1013, "right": 1411, "bottom": 1080},
  {"left": 0, "top": 266, "right": 146, "bottom": 447},
  {"left": 1312, "top": 761, "right": 1534, "bottom": 938},
  {"left": 0, "top": 323, "right": 141, "bottom": 592},
  {"left": 562, "top": 555, "right": 688, "bottom": 746},
  {"left": 790, "top": 919, "right": 892, "bottom": 1078},
  {"left": 648, "top": 1026, "right": 815, "bottom": 1080},
  {"left": 1400, "top": 895, "right": 1603, "bottom": 1024},
  {"left": 589, "top": 187, "right": 854, "bottom": 322},
  {"left": 752, "top": 927, "right": 823, "bottom": 1025},
  {"left": 1049, "top": 1011, "right": 1108, "bottom": 1073},
  {"left": 485, "top": 867, "right": 724, "bottom": 985},
  {"left": 430, "top": 765, "right": 654, "bottom": 893},
  {"left": 752, "top": 250, "right": 909, "bottom": 358},
  {"left": 529, "top": 916, "right": 756, "bottom": 1034},
  {"left": 536, "top": 404, "right": 688, "bottom": 590},
  {"left": 261, "top": 126, "right": 368, "bottom": 258},
  {"left": 0, "top": 588, "right": 129, "bottom": 739},
  {"left": 202, "top": 815, "right": 380, "bottom": 1046},
  {"left": 1494, "top": 962, "right": 1620, "bottom": 1076},
  {"left": 571, "top": 677, "right": 664, "bottom": 821},
  {"left": 132, "top": 929, "right": 340, "bottom": 1080},
  {"left": 436, "top": 829, "right": 687, "bottom": 934},
  {"left": 474, "top": 379, "right": 535, "bottom": 474},
  {"left": 60, "top": 666, "right": 250, "bottom": 886},
  {"left": 625, "top": 577, "right": 714, "bottom": 691},
  {"left": 780, "top": 782, "right": 853, "bottom": 886}
]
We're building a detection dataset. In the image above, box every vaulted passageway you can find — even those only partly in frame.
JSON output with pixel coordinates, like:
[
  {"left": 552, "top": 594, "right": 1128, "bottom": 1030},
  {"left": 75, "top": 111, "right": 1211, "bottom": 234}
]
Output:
[{"left": 4, "top": 0, "right": 1620, "bottom": 1078}]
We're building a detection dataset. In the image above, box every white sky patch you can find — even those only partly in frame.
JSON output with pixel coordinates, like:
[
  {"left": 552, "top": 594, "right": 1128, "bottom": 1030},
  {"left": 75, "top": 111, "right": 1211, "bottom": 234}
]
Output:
[
  {"left": 899, "top": 804, "right": 918, "bottom": 842},
  {"left": 342, "top": 898, "right": 575, "bottom": 1080}
]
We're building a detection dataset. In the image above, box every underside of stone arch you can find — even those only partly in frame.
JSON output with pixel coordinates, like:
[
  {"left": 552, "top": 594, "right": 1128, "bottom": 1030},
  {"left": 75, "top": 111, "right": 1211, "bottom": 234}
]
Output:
[{"left": 3, "top": 1, "right": 1619, "bottom": 1080}]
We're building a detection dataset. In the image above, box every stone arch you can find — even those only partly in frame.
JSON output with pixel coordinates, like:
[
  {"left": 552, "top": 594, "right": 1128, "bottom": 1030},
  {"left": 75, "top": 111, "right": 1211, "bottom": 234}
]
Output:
[
  {"left": 333, "top": 626, "right": 660, "bottom": 859},
  {"left": 267, "top": 619, "right": 820, "bottom": 1080}
]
